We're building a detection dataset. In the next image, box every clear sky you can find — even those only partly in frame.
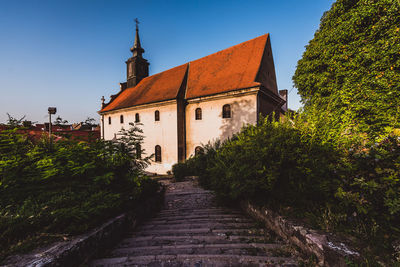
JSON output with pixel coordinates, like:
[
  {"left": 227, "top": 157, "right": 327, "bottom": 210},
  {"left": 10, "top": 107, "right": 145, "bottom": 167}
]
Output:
[{"left": 0, "top": 0, "right": 335, "bottom": 124}]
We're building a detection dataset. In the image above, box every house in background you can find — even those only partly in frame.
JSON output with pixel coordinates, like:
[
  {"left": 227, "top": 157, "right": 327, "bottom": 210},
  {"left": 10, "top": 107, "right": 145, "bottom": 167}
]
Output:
[
  {"left": 99, "top": 24, "right": 287, "bottom": 174},
  {"left": 0, "top": 122, "right": 100, "bottom": 142}
]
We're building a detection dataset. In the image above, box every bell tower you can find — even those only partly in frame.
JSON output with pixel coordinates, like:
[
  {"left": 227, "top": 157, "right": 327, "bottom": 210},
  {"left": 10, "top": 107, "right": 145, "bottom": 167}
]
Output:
[{"left": 126, "top": 19, "right": 149, "bottom": 88}]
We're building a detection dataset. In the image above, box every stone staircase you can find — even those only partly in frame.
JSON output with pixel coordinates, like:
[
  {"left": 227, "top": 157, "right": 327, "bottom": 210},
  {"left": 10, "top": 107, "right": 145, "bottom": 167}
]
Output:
[{"left": 89, "top": 180, "right": 302, "bottom": 266}]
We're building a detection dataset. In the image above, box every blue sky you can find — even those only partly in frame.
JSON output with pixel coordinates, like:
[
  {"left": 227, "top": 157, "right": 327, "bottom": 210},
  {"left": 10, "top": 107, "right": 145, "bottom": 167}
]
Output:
[{"left": 0, "top": 0, "right": 335, "bottom": 124}]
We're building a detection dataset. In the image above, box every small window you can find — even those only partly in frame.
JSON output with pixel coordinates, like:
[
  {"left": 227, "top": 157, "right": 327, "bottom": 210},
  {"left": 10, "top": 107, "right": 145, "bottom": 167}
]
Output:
[
  {"left": 120, "top": 115, "right": 124, "bottom": 124},
  {"left": 155, "top": 110, "right": 160, "bottom": 121},
  {"left": 195, "top": 108, "right": 202, "bottom": 120},
  {"left": 222, "top": 104, "right": 231, "bottom": 118},
  {"left": 135, "top": 113, "right": 140, "bottom": 122},
  {"left": 108, "top": 117, "right": 111, "bottom": 125},
  {"left": 155, "top": 145, "right": 162, "bottom": 162},
  {"left": 136, "top": 144, "right": 141, "bottom": 159},
  {"left": 195, "top": 146, "right": 204, "bottom": 156}
]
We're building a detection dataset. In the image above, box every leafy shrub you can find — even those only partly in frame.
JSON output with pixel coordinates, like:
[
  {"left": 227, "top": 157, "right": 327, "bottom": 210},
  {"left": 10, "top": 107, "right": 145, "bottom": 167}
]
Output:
[
  {"left": 172, "top": 141, "right": 222, "bottom": 182},
  {"left": 336, "top": 133, "right": 400, "bottom": 239},
  {"left": 0, "top": 123, "right": 160, "bottom": 261},
  {"left": 200, "top": 118, "right": 342, "bottom": 210},
  {"left": 172, "top": 162, "right": 191, "bottom": 181}
]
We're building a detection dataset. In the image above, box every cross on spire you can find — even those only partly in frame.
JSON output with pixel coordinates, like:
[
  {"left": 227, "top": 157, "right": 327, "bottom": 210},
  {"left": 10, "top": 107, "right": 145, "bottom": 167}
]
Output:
[
  {"left": 131, "top": 18, "right": 144, "bottom": 56},
  {"left": 135, "top": 18, "right": 139, "bottom": 29}
]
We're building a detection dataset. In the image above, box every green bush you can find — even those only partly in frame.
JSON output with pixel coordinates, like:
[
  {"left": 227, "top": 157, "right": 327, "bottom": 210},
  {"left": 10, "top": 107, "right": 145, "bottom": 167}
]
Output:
[
  {"left": 336, "top": 134, "right": 400, "bottom": 239},
  {"left": 172, "top": 162, "right": 191, "bottom": 181},
  {"left": 172, "top": 141, "right": 222, "bottom": 183},
  {"left": 178, "top": 116, "right": 400, "bottom": 262},
  {"left": 0, "top": 123, "right": 160, "bottom": 261},
  {"left": 199, "top": 118, "right": 342, "bottom": 209}
]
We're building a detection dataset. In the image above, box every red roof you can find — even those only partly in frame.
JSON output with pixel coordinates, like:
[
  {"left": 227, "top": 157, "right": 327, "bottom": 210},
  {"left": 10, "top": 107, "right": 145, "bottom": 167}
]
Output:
[
  {"left": 102, "top": 64, "right": 188, "bottom": 112},
  {"left": 186, "top": 34, "right": 267, "bottom": 99},
  {"left": 101, "top": 34, "right": 270, "bottom": 112}
]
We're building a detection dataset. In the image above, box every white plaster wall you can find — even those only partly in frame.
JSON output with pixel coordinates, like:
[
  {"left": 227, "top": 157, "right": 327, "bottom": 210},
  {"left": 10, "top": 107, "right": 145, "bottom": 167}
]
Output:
[
  {"left": 102, "top": 102, "right": 178, "bottom": 174},
  {"left": 185, "top": 93, "right": 257, "bottom": 157}
]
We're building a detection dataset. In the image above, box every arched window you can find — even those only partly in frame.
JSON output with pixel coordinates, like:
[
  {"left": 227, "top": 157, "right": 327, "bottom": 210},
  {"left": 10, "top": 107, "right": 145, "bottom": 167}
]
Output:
[
  {"left": 135, "top": 113, "right": 140, "bottom": 123},
  {"left": 195, "top": 146, "right": 204, "bottom": 156},
  {"left": 155, "top": 110, "right": 160, "bottom": 121},
  {"left": 136, "top": 144, "right": 141, "bottom": 159},
  {"left": 195, "top": 108, "right": 202, "bottom": 120},
  {"left": 222, "top": 104, "right": 231, "bottom": 118},
  {"left": 120, "top": 115, "right": 124, "bottom": 123},
  {"left": 155, "top": 145, "right": 162, "bottom": 162},
  {"left": 108, "top": 117, "right": 111, "bottom": 125}
]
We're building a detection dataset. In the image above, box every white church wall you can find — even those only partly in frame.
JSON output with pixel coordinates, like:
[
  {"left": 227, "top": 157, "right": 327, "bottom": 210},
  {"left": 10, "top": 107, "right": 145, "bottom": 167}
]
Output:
[
  {"left": 102, "top": 101, "right": 178, "bottom": 174},
  {"left": 185, "top": 90, "right": 258, "bottom": 158}
]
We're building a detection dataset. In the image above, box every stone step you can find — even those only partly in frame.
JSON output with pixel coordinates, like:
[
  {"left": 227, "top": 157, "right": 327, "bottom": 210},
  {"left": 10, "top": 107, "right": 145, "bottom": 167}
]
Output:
[
  {"left": 145, "top": 216, "right": 253, "bottom": 225},
  {"left": 156, "top": 212, "right": 244, "bottom": 219},
  {"left": 158, "top": 207, "right": 239, "bottom": 214},
  {"left": 157, "top": 209, "right": 243, "bottom": 217},
  {"left": 152, "top": 213, "right": 248, "bottom": 221},
  {"left": 164, "top": 190, "right": 213, "bottom": 195},
  {"left": 136, "top": 221, "right": 257, "bottom": 231},
  {"left": 161, "top": 207, "right": 230, "bottom": 211},
  {"left": 90, "top": 254, "right": 298, "bottom": 266},
  {"left": 117, "top": 234, "right": 272, "bottom": 248},
  {"left": 127, "top": 227, "right": 211, "bottom": 236},
  {"left": 158, "top": 207, "right": 242, "bottom": 214},
  {"left": 109, "top": 242, "right": 285, "bottom": 258},
  {"left": 127, "top": 227, "right": 268, "bottom": 237}
]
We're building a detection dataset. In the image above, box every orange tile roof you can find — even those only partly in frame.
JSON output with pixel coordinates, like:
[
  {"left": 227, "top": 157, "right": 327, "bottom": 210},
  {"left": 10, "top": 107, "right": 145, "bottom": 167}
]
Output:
[
  {"left": 101, "top": 34, "right": 270, "bottom": 112},
  {"left": 101, "top": 63, "right": 188, "bottom": 112},
  {"left": 186, "top": 34, "right": 268, "bottom": 99}
]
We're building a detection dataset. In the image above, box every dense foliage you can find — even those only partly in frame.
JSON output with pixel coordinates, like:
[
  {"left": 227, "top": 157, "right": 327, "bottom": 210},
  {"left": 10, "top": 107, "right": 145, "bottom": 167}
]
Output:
[
  {"left": 337, "top": 134, "right": 400, "bottom": 240},
  {"left": 172, "top": 141, "right": 221, "bottom": 182},
  {"left": 174, "top": 118, "right": 343, "bottom": 211},
  {"left": 173, "top": 117, "right": 400, "bottom": 262},
  {"left": 0, "top": 123, "right": 159, "bottom": 261},
  {"left": 293, "top": 0, "right": 400, "bottom": 139},
  {"left": 202, "top": 120, "right": 341, "bottom": 208}
]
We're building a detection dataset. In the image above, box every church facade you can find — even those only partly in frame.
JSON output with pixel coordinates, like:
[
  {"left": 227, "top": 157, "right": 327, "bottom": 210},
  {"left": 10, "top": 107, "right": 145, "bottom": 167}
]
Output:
[{"left": 99, "top": 25, "right": 287, "bottom": 174}]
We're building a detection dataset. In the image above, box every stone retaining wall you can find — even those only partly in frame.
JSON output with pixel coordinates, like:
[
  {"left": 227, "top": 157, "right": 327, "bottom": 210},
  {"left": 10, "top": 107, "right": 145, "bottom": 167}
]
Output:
[
  {"left": 241, "top": 200, "right": 361, "bottom": 266},
  {"left": 3, "top": 184, "right": 164, "bottom": 267},
  {"left": 3, "top": 214, "right": 130, "bottom": 267}
]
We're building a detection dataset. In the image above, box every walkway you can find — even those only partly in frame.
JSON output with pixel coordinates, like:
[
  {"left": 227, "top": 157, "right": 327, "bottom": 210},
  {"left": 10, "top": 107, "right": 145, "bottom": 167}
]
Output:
[{"left": 90, "top": 179, "right": 301, "bottom": 266}]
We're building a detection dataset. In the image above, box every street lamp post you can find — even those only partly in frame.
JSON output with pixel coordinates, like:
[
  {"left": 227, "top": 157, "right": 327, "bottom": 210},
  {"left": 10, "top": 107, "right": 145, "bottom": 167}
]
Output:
[{"left": 48, "top": 107, "right": 57, "bottom": 147}]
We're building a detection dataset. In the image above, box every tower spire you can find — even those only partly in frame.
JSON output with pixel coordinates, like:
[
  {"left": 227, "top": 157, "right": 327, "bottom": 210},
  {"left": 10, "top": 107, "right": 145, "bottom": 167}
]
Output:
[
  {"left": 126, "top": 18, "right": 149, "bottom": 88},
  {"left": 131, "top": 18, "right": 144, "bottom": 57}
]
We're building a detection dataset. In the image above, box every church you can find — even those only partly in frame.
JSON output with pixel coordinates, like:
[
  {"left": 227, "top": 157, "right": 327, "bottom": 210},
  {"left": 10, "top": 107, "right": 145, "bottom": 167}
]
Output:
[{"left": 99, "top": 23, "right": 287, "bottom": 174}]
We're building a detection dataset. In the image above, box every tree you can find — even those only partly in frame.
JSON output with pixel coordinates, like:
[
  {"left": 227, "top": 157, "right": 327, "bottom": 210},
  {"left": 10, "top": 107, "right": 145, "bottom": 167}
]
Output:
[
  {"left": 115, "top": 122, "right": 152, "bottom": 173},
  {"left": 6, "top": 113, "right": 26, "bottom": 128},
  {"left": 53, "top": 116, "right": 68, "bottom": 126},
  {"left": 83, "top": 117, "right": 96, "bottom": 126},
  {"left": 293, "top": 0, "right": 400, "bottom": 140}
]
